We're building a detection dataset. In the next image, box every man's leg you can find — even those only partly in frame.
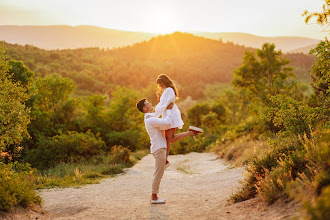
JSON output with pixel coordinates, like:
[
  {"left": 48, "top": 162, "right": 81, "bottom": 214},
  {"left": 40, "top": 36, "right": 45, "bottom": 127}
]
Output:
[{"left": 151, "top": 148, "right": 167, "bottom": 200}]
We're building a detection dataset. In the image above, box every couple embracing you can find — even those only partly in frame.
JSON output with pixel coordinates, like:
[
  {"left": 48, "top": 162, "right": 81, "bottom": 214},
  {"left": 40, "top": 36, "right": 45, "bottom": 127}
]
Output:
[{"left": 136, "top": 74, "right": 203, "bottom": 204}]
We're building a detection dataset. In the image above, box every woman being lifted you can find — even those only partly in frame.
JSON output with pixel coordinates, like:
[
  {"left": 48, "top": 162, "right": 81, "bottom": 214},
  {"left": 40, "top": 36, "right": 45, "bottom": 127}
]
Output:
[{"left": 154, "top": 74, "right": 203, "bottom": 169}]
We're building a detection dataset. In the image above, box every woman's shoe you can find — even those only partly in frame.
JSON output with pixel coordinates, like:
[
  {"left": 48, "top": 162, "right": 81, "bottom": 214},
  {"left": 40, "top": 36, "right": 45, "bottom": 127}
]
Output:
[
  {"left": 189, "top": 126, "right": 203, "bottom": 140},
  {"left": 189, "top": 126, "right": 203, "bottom": 133}
]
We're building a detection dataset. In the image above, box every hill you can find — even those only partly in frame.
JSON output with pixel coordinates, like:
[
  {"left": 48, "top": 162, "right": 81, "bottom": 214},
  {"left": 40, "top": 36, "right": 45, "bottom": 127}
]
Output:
[
  {"left": 194, "top": 32, "right": 320, "bottom": 52},
  {"left": 4, "top": 32, "right": 314, "bottom": 99},
  {"left": 0, "top": 25, "right": 320, "bottom": 52},
  {"left": 0, "top": 25, "right": 156, "bottom": 50},
  {"left": 289, "top": 43, "right": 318, "bottom": 54}
]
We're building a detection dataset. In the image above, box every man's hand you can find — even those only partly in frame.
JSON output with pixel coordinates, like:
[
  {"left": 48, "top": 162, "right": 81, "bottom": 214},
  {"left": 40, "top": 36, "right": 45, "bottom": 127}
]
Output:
[{"left": 167, "top": 103, "right": 174, "bottom": 110}]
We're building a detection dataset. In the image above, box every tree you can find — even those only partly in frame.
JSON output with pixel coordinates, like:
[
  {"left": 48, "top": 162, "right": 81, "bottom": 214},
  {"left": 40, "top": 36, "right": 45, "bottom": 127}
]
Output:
[
  {"left": 34, "top": 74, "right": 75, "bottom": 113},
  {"left": 0, "top": 44, "right": 31, "bottom": 159},
  {"left": 187, "top": 103, "right": 210, "bottom": 127},
  {"left": 23, "top": 74, "right": 78, "bottom": 150},
  {"left": 310, "top": 40, "right": 330, "bottom": 99},
  {"left": 8, "top": 60, "right": 34, "bottom": 88},
  {"left": 233, "top": 43, "right": 295, "bottom": 105},
  {"left": 303, "top": 0, "right": 330, "bottom": 27}
]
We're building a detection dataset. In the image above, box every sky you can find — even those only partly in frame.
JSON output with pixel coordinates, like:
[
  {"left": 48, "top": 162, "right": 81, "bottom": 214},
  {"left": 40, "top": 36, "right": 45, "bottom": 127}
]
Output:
[{"left": 0, "top": 0, "right": 328, "bottom": 39}]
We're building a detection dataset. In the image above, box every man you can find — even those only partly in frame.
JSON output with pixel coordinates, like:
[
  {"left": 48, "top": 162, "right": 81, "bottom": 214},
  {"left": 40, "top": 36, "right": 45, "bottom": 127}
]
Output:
[{"left": 136, "top": 98, "right": 198, "bottom": 204}]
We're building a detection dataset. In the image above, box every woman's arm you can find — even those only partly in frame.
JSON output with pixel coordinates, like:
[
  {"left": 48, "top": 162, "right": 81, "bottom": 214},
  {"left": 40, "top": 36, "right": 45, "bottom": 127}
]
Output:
[{"left": 154, "top": 88, "right": 175, "bottom": 118}]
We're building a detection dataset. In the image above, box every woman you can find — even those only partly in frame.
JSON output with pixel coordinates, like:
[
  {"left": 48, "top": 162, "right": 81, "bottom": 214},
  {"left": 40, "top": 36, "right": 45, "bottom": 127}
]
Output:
[{"left": 154, "top": 74, "right": 203, "bottom": 168}]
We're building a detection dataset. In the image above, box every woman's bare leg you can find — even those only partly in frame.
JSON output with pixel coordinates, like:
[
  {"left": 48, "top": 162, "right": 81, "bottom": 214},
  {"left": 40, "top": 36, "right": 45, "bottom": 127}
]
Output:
[
  {"left": 166, "top": 128, "right": 194, "bottom": 144},
  {"left": 164, "top": 130, "right": 171, "bottom": 162},
  {"left": 164, "top": 128, "right": 194, "bottom": 165}
]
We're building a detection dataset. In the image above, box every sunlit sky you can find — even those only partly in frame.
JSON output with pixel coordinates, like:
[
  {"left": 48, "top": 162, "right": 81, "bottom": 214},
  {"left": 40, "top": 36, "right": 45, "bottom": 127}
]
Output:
[{"left": 0, "top": 0, "right": 328, "bottom": 39}]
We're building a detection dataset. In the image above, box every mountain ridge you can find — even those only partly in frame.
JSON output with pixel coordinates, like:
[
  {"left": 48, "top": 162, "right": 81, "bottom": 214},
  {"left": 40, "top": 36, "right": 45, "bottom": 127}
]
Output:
[{"left": 0, "top": 25, "right": 320, "bottom": 52}]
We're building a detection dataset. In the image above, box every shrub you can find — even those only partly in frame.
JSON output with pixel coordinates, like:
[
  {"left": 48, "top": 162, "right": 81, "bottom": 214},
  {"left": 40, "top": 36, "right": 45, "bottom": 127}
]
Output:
[
  {"left": 0, "top": 162, "right": 41, "bottom": 211},
  {"left": 187, "top": 103, "right": 210, "bottom": 127},
  {"left": 24, "top": 131, "right": 106, "bottom": 169},
  {"left": 256, "top": 167, "right": 291, "bottom": 204},
  {"left": 109, "top": 145, "right": 131, "bottom": 165},
  {"left": 228, "top": 173, "right": 257, "bottom": 204},
  {"left": 106, "top": 129, "right": 141, "bottom": 152},
  {"left": 304, "top": 186, "right": 330, "bottom": 220}
]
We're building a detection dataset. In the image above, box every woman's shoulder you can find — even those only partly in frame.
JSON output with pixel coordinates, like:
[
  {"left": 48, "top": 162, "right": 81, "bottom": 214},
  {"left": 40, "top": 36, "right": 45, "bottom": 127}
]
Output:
[{"left": 164, "top": 87, "right": 175, "bottom": 93}]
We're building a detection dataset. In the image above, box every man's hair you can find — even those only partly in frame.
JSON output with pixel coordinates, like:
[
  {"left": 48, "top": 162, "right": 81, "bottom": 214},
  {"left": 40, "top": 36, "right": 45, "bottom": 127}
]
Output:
[{"left": 136, "top": 98, "right": 146, "bottom": 113}]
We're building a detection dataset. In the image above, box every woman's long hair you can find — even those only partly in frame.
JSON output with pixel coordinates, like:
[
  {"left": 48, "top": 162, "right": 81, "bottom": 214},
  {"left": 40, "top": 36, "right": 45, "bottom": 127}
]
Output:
[{"left": 156, "top": 74, "right": 179, "bottom": 100}]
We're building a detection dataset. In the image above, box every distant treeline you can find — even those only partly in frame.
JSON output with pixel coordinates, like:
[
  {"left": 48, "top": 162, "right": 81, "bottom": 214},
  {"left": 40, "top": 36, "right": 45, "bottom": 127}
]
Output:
[{"left": 4, "top": 32, "right": 314, "bottom": 100}]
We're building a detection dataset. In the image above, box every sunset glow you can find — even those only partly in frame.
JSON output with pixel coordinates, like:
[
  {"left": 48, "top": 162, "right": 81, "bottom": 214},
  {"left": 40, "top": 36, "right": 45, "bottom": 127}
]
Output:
[{"left": 0, "top": 0, "right": 327, "bottom": 39}]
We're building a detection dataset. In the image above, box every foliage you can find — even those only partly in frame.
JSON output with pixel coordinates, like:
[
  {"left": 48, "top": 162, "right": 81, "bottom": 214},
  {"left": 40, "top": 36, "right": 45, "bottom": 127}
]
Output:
[
  {"left": 304, "top": 186, "right": 330, "bottom": 220},
  {"left": 0, "top": 162, "right": 41, "bottom": 211},
  {"left": 309, "top": 40, "right": 330, "bottom": 125},
  {"left": 34, "top": 149, "right": 149, "bottom": 189},
  {"left": 24, "top": 131, "right": 106, "bottom": 169},
  {"left": 210, "top": 37, "right": 330, "bottom": 217},
  {"left": 233, "top": 43, "right": 295, "bottom": 106},
  {"left": 4, "top": 33, "right": 314, "bottom": 100},
  {"left": 34, "top": 74, "right": 75, "bottom": 113},
  {"left": 109, "top": 145, "right": 131, "bottom": 165},
  {"left": 106, "top": 86, "right": 149, "bottom": 150},
  {"left": 0, "top": 43, "right": 31, "bottom": 160},
  {"left": 8, "top": 60, "right": 35, "bottom": 88},
  {"left": 187, "top": 103, "right": 210, "bottom": 127},
  {"left": 262, "top": 95, "right": 314, "bottom": 137},
  {"left": 303, "top": 0, "right": 330, "bottom": 27}
]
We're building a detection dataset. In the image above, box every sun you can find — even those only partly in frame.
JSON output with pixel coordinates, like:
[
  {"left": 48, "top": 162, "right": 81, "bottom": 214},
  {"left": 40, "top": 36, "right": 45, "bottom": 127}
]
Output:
[{"left": 145, "top": 9, "right": 177, "bottom": 34}]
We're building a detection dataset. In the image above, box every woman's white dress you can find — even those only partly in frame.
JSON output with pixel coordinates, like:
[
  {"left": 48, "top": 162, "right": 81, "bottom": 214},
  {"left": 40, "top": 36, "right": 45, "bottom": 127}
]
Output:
[{"left": 154, "top": 87, "right": 184, "bottom": 131}]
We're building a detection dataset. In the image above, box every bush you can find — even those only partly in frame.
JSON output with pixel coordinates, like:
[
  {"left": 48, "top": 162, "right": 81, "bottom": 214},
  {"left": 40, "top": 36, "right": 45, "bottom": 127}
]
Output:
[
  {"left": 109, "top": 145, "right": 131, "bottom": 165},
  {"left": 106, "top": 129, "right": 141, "bottom": 152},
  {"left": 187, "top": 103, "right": 210, "bottom": 127},
  {"left": 0, "top": 162, "right": 41, "bottom": 211},
  {"left": 256, "top": 167, "right": 291, "bottom": 204},
  {"left": 24, "top": 131, "right": 106, "bottom": 169},
  {"left": 228, "top": 173, "right": 257, "bottom": 204},
  {"left": 304, "top": 186, "right": 330, "bottom": 220}
]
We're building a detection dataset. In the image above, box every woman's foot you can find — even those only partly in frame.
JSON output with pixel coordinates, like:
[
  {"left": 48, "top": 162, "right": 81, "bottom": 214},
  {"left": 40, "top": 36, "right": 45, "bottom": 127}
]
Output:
[
  {"left": 189, "top": 126, "right": 203, "bottom": 140},
  {"left": 189, "top": 126, "right": 203, "bottom": 133}
]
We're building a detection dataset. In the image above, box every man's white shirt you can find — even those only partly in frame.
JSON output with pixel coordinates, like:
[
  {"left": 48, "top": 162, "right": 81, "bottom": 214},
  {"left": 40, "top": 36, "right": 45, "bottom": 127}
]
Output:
[{"left": 144, "top": 109, "right": 172, "bottom": 154}]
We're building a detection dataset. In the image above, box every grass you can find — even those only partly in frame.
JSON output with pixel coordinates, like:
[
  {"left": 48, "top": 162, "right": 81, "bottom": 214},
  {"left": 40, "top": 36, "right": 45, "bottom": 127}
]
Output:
[
  {"left": 35, "top": 149, "right": 149, "bottom": 189},
  {"left": 176, "top": 159, "right": 196, "bottom": 174},
  {"left": 210, "top": 135, "right": 269, "bottom": 167}
]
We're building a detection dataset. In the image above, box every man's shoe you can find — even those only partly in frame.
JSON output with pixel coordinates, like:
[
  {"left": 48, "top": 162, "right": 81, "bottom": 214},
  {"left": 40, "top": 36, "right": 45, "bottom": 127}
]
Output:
[
  {"left": 150, "top": 198, "right": 166, "bottom": 204},
  {"left": 165, "top": 162, "right": 171, "bottom": 169},
  {"left": 189, "top": 126, "right": 203, "bottom": 133}
]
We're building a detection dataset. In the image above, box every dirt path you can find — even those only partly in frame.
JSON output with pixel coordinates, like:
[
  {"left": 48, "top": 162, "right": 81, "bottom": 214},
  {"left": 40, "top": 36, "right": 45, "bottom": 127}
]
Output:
[{"left": 36, "top": 152, "right": 299, "bottom": 220}]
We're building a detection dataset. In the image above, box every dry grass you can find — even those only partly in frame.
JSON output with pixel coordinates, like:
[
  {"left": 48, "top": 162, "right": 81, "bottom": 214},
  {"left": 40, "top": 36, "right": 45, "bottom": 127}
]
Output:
[{"left": 211, "top": 135, "right": 269, "bottom": 167}]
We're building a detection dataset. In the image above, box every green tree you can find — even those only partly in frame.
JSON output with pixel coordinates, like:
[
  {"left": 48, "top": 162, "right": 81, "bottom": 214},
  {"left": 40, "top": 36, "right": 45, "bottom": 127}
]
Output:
[
  {"left": 23, "top": 74, "right": 78, "bottom": 151},
  {"left": 34, "top": 74, "right": 75, "bottom": 113},
  {"left": 0, "top": 44, "right": 31, "bottom": 159},
  {"left": 308, "top": 40, "right": 330, "bottom": 127},
  {"left": 233, "top": 43, "right": 295, "bottom": 105},
  {"left": 82, "top": 94, "right": 108, "bottom": 135},
  {"left": 187, "top": 103, "right": 210, "bottom": 127},
  {"left": 8, "top": 60, "right": 34, "bottom": 88},
  {"left": 106, "top": 86, "right": 148, "bottom": 151}
]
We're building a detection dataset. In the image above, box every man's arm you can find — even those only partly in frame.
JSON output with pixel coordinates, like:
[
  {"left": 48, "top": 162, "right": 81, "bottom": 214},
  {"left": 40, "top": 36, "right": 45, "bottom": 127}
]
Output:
[{"left": 147, "top": 109, "right": 172, "bottom": 128}]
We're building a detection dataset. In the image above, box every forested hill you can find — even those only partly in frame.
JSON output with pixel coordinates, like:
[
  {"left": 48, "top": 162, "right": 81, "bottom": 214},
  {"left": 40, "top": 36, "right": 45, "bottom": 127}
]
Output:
[{"left": 4, "top": 32, "right": 314, "bottom": 99}]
